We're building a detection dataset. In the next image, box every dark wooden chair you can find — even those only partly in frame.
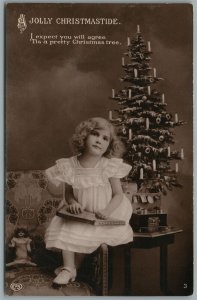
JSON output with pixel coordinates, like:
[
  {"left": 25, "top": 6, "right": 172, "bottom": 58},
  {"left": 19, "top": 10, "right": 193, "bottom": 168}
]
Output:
[{"left": 5, "top": 170, "right": 109, "bottom": 296}]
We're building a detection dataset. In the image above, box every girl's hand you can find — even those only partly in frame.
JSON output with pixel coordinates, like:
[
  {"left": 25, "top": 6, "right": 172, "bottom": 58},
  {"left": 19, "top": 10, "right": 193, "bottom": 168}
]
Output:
[
  {"left": 95, "top": 209, "right": 109, "bottom": 220},
  {"left": 67, "top": 202, "right": 83, "bottom": 214},
  {"left": 57, "top": 199, "right": 67, "bottom": 211}
]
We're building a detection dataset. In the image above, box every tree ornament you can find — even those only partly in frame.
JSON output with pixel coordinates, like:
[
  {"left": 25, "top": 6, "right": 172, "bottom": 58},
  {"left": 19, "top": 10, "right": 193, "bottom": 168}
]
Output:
[
  {"left": 128, "top": 118, "right": 134, "bottom": 124},
  {"left": 122, "top": 125, "right": 127, "bottom": 134},
  {"left": 139, "top": 53, "right": 144, "bottom": 59},
  {"left": 145, "top": 147, "right": 151, "bottom": 154},
  {"left": 159, "top": 135, "right": 164, "bottom": 142},
  {"left": 166, "top": 113, "right": 171, "bottom": 120},
  {"left": 132, "top": 144, "right": 137, "bottom": 151},
  {"left": 159, "top": 148, "right": 163, "bottom": 153},
  {"left": 156, "top": 117, "right": 161, "bottom": 124}
]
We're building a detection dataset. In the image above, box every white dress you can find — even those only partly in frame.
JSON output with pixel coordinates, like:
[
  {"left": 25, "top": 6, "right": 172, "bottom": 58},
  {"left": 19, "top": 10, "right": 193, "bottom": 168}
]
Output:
[{"left": 45, "top": 156, "right": 133, "bottom": 253}]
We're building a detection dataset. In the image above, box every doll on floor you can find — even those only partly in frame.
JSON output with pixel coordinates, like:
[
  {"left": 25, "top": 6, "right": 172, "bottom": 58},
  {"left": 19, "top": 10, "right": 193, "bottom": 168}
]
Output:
[{"left": 6, "top": 227, "right": 37, "bottom": 267}]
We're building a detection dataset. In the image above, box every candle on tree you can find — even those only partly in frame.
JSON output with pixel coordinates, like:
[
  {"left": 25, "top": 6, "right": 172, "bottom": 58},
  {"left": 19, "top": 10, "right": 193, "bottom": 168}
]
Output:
[
  {"left": 175, "top": 162, "right": 179, "bottom": 173},
  {"left": 128, "top": 89, "right": 132, "bottom": 99},
  {"left": 122, "top": 57, "right": 125, "bottom": 66},
  {"left": 153, "top": 160, "right": 156, "bottom": 171},
  {"left": 153, "top": 68, "right": 157, "bottom": 78},
  {"left": 181, "top": 148, "right": 184, "bottom": 159},
  {"left": 147, "top": 41, "right": 151, "bottom": 52},
  {"left": 175, "top": 113, "right": 178, "bottom": 123},
  {"left": 167, "top": 146, "right": 171, "bottom": 157},
  {"left": 109, "top": 110, "right": 113, "bottom": 120},
  {"left": 137, "top": 25, "right": 140, "bottom": 33},
  {"left": 127, "top": 37, "right": 131, "bottom": 46},
  {"left": 146, "top": 118, "right": 149, "bottom": 130},
  {"left": 112, "top": 89, "right": 115, "bottom": 98},
  {"left": 134, "top": 68, "right": 138, "bottom": 78},
  {"left": 129, "top": 129, "right": 132, "bottom": 140},
  {"left": 140, "top": 168, "right": 143, "bottom": 179},
  {"left": 148, "top": 86, "right": 151, "bottom": 95},
  {"left": 162, "top": 93, "right": 165, "bottom": 104}
]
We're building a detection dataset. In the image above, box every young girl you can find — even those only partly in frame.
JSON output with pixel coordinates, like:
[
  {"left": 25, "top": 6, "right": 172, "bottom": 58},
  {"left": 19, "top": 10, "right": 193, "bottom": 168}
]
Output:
[{"left": 45, "top": 117, "right": 133, "bottom": 285}]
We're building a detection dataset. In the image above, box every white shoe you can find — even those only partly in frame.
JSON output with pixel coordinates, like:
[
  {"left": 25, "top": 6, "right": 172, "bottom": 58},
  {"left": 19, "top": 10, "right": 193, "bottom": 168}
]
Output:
[
  {"left": 53, "top": 267, "right": 76, "bottom": 285},
  {"left": 54, "top": 266, "right": 63, "bottom": 276}
]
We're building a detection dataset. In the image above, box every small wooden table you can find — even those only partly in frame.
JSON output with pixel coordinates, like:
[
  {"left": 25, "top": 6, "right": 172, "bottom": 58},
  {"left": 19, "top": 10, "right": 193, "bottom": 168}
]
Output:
[{"left": 124, "top": 227, "right": 182, "bottom": 295}]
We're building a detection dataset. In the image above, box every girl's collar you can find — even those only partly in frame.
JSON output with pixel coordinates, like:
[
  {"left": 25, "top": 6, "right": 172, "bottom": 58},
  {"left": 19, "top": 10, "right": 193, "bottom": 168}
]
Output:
[{"left": 75, "top": 155, "right": 103, "bottom": 169}]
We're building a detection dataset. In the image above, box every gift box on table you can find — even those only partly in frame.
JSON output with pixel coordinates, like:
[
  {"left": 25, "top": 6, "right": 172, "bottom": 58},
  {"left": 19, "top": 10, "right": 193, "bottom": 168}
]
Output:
[
  {"left": 122, "top": 182, "right": 167, "bottom": 232},
  {"left": 130, "top": 212, "right": 168, "bottom": 231},
  {"left": 129, "top": 192, "right": 167, "bottom": 231}
]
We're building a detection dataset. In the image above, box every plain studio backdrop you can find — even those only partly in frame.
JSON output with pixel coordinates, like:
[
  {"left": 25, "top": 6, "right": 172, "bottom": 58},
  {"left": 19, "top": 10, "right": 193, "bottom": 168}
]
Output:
[{"left": 6, "top": 3, "right": 193, "bottom": 296}]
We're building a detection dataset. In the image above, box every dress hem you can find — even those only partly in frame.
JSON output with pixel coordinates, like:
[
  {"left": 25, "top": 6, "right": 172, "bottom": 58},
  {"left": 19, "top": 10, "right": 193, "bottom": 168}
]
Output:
[{"left": 45, "top": 236, "right": 133, "bottom": 254}]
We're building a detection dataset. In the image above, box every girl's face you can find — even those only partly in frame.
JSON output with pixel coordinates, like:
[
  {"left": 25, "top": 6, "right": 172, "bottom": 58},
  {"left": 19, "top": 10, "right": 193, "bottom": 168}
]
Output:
[{"left": 85, "top": 127, "right": 111, "bottom": 157}]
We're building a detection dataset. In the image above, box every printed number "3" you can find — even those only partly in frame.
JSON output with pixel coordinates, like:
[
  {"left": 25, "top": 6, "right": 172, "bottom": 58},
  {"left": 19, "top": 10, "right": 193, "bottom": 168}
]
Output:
[{"left": 183, "top": 283, "right": 188, "bottom": 289}]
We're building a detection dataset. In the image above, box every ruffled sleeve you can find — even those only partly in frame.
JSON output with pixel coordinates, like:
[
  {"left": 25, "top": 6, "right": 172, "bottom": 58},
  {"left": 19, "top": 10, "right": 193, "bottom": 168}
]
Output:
[
  {"left": 103, "top": 158, "right": 132, "bottom": 179},
  {"left": 45, "top": 158, "right": 74, "bottom": 187}
]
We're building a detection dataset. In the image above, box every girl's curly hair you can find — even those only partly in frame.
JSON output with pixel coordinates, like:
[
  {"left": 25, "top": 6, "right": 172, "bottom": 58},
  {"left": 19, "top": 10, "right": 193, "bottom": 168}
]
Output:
[{"left": 71, "top": 117, "right": 125, "bottom": 158}]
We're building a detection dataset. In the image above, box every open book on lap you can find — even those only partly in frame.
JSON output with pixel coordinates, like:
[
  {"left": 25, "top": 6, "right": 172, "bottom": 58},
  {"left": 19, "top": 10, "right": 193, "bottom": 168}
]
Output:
[{"left": 56, "top": 207, "right": 126, "bottom": 226}]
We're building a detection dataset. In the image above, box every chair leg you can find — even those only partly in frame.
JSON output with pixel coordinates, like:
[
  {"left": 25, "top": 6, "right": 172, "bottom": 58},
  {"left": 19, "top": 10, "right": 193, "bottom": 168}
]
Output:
[
  {"left": 100, "top": 243, "right": 108, "bottom": 296},
  {"left": 124, "top": 242, "right": 132, "bottom": 295}
]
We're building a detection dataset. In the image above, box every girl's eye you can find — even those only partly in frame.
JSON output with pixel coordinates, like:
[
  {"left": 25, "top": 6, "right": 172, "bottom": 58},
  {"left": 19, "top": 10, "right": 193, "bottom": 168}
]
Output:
[
  {"left": 103, "top": 136, "right": 109, "bottom": 141},
  {"left": 91, "top": 130, "right": 99, "bottom": 136}
]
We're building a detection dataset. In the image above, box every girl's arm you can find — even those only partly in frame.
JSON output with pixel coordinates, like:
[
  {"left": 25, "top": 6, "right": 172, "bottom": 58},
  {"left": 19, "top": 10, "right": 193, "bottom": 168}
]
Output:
[
  {"left": 96, "top": 177, "right": 123, "bottom": 218},
  {"left": 64, "top": 183, "right": 83, "bottom": 214},
  {"left": 46, "top": 180, "right": 63, "bottom": 197}
]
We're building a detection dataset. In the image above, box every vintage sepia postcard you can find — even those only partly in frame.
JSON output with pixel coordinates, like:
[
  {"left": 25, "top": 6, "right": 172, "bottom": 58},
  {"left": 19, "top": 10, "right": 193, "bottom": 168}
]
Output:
[{"left": 5, "top": 3, "right": 193, "bottom": 296}]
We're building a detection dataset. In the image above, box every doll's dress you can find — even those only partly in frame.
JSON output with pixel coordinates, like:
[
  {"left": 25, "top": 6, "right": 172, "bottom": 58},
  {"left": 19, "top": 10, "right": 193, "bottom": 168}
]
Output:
[
  {"left": 6, "top": 237, "right": 37, "bottom": 266},
  {"left": 45, "top": 156, "right": 133, "bottom": 254}
]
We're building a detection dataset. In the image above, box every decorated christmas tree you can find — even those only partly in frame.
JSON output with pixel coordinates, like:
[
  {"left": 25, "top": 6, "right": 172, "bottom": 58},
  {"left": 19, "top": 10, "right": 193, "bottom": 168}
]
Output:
[{"left": 109, "top": 25, "right": 185, "bottom": 196}]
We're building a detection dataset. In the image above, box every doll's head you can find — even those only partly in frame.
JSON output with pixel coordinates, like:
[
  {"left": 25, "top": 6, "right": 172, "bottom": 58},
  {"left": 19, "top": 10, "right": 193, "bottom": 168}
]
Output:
[
  {"left": 14, "top": 227, "right": 29, "bottom": 238},
  {"left": 71, "top": 117, "right": 125, "bottom": 158}
]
